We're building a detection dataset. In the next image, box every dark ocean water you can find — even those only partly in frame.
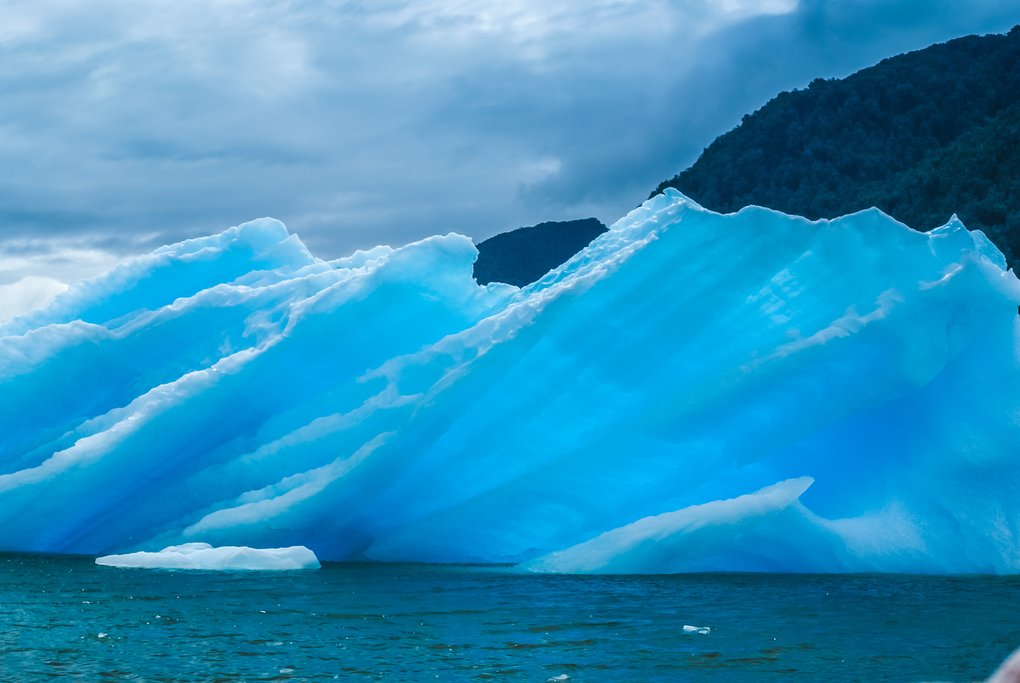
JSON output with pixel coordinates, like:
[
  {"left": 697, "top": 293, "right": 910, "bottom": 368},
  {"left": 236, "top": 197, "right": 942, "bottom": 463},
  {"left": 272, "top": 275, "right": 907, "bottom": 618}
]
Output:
[{"left": 0, "top": 554, "right": 1017, "bottom": 682}]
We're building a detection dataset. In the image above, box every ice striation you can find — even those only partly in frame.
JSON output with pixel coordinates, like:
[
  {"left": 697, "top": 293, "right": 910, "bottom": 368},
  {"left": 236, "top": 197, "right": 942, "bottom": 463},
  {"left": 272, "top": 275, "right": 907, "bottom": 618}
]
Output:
[{"left": 1, "top": 189, "right": 1019, "bottom": 573}]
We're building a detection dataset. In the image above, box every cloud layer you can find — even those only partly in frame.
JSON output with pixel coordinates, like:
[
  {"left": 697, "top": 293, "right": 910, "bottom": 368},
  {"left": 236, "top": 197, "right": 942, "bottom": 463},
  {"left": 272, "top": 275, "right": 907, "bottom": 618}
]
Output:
[{"left": 1, "top": 0, "right": 1019, "bottom": 284}]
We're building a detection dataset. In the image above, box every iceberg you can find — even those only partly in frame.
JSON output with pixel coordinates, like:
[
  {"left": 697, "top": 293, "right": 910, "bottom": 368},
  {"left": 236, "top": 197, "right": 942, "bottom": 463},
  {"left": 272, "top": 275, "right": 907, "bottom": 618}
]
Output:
[
  {"left": 2, "top": 190, "right": 1019, "bottom": 573},
  {"left": 95, "top": 542, "right": 320, "bottom": 570}
]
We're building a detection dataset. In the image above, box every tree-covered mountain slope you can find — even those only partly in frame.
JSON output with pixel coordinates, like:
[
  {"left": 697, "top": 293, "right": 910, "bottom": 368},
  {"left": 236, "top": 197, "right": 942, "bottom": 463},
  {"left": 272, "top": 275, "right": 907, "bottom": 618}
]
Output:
[
  {"left": 473, "top": 218, "right": 607, "bottom": 287},
  {"left": 653, "top": 25, "right": 1020, "bottom": 269}
]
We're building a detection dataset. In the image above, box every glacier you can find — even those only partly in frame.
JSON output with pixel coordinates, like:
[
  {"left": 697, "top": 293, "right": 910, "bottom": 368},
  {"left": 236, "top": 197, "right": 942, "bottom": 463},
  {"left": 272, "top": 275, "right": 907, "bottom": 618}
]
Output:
[{"left": 1, "top": 188, "right": 1018, "bottom": 573}]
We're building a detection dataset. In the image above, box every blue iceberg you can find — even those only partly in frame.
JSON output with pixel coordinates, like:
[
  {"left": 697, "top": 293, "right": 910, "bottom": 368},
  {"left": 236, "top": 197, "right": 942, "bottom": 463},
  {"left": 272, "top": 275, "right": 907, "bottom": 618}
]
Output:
[{"left": 2, "top": 189, "right": 1018, "bottom": 573}]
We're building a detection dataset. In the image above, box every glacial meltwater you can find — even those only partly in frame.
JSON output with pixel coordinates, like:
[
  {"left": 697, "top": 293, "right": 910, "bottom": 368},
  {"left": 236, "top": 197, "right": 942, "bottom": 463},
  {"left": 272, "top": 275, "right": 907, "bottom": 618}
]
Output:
[{"left": 1, "top": 554, "right": 1017, "bottom": 682}]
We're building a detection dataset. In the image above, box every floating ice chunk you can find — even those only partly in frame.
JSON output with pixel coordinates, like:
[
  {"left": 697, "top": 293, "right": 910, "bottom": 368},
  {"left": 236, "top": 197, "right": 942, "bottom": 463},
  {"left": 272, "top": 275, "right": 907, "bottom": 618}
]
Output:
[
  {"left": 95, "top": 543, "right": 320, "bottom": 570},
  {"left": 682, "top": 625, "right": 711, "bottom": 635}
]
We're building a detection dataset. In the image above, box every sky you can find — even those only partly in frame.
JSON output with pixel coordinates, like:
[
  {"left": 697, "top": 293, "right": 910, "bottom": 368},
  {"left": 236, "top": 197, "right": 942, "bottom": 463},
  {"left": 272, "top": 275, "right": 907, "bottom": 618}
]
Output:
[{"left": 1, "top": 0, "right": 1020, "bottom": 290}]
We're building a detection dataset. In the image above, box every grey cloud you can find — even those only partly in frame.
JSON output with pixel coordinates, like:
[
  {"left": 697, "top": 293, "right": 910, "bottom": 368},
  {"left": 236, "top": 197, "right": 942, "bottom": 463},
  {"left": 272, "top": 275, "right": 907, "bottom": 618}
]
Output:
[
  {"left": 525, "top": 0, "right": 1020, "bottom": 216},
  {"left": 0, "top": 0, "right": 1019, "bottom": 285}
]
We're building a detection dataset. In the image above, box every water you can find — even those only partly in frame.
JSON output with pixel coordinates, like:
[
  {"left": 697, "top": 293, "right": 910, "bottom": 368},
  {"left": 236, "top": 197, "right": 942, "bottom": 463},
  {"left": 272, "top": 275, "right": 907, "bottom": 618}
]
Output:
[{"left": 1, "top": 554, "right": 1017, "bottom": 682}]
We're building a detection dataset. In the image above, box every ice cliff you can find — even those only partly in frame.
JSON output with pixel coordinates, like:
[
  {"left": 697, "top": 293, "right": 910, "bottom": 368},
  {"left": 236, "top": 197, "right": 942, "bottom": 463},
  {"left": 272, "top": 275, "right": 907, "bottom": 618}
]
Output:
[{"left": 1, "top": 189, "right": 1018, "bottom": 573}]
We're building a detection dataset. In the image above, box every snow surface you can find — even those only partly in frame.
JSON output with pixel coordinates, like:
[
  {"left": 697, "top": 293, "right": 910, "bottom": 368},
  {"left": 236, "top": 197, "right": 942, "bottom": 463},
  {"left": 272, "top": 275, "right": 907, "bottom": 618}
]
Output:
[
  {"left": 2, "top": 190, "right": 1019, "bottom": 573},
  {"left": 95, "top": 542, "right": 320, "bottom": 570}
]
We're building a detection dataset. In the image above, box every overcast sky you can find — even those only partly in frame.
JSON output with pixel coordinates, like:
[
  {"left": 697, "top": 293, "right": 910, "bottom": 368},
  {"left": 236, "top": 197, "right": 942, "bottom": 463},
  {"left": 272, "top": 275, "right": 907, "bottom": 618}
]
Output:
[{"left": 2, "top": 0, "right": 1020, "bottom": 286}]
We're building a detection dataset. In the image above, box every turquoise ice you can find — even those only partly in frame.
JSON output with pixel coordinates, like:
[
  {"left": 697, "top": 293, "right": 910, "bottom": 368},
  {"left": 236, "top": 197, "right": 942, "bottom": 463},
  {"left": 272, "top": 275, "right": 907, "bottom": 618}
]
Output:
[{"left": 1, "top": 190, "right": 1018, "bottom": 573}]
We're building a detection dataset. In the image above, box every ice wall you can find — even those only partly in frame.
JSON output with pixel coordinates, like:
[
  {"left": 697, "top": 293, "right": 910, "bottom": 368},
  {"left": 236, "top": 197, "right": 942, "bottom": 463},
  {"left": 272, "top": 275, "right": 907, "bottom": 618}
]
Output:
[{"left": 1, "top": 190, "right": 1018, "bottom": 573}]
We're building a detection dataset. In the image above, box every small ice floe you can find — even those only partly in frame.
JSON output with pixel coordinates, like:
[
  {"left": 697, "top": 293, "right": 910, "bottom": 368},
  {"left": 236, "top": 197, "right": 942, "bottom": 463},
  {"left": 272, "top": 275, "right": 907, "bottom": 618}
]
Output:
[
  {"left": 682, "top": 625, "right": 711, "bottom": 635},
  {"left": 95, "top": 543, "right": 320, "bottom": 570}
]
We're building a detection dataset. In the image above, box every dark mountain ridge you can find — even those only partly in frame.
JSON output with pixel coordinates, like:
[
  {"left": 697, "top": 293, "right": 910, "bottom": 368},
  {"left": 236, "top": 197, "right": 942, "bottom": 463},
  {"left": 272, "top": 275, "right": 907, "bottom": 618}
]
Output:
[
  {"left": 473, "top": 218, "right": 607, "bottom": 287},
  {"left": 477, "top": 26, "right": 1020, "bottom": 287},
  {"left": 653, "top": 25, "right": 1020, "bottom": 269}
]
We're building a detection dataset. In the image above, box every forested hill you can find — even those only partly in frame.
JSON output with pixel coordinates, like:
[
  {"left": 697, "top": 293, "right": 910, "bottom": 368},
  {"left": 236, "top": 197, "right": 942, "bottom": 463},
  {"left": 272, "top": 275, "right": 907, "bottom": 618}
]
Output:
[
  {"left": 652, "top": 25, "right": 1020, "bottom": 270},
  {"left": 473, "top": 218, "right": 607, "bottom": 287}
]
